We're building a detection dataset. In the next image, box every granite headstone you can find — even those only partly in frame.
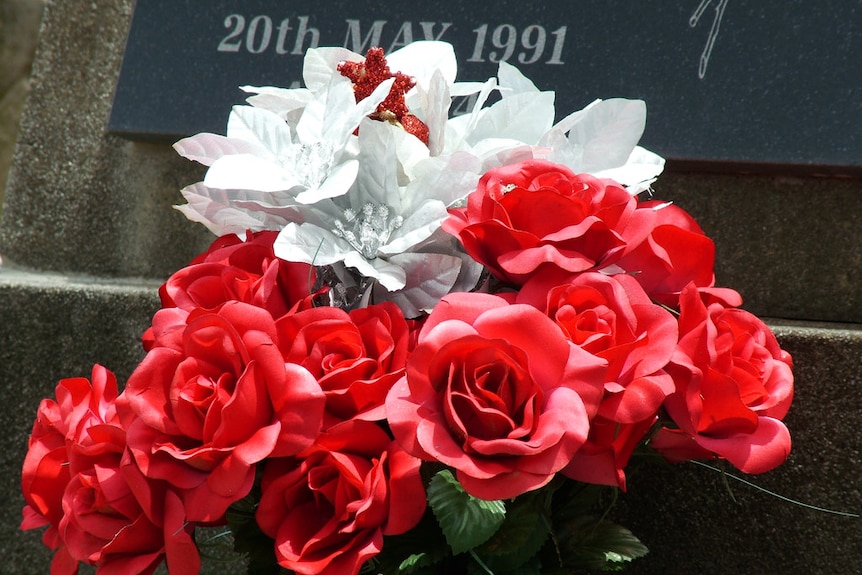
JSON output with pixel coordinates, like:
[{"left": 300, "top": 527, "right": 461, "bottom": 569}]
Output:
[{"left": 109, "top": 0, "right": 862, "bottom": 173}]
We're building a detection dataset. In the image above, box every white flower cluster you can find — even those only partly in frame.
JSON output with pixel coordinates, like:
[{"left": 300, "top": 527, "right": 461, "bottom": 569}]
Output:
[{"left": 173, "top": 41, "right": 664, "bottom": 316}]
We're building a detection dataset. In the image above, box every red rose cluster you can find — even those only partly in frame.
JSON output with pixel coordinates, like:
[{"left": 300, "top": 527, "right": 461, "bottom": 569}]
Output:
[
  {"left": 22, "top": 161, "right": 794, "bottom": 574},
  {"left": 22, "top": 232, "right": 426, "bottom": 575}
]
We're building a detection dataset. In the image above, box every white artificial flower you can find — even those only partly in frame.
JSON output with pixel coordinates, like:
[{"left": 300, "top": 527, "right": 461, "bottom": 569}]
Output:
[
  {"left": 172, "top": 40, "right": 664, "bottom": 315},
  {"left": 172, "top": 57, "right": 395, "bottom": 235},
  {"left": 273, "top": 118, "right": 481, "bottom": 315},
  {"left": 539, "top": 93, "right": 665, "bottom": 193}
]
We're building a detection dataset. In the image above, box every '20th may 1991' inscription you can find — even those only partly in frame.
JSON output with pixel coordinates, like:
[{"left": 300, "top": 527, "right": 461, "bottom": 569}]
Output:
[{"left": 217, "top": 16, "right": 568, "bottom": 67}]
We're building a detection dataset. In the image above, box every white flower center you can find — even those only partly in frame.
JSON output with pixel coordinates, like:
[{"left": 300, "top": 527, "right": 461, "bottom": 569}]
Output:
[
  {"left": 333, "top": 203, "right": 403, "bottom": 259},
  {"left": 288, "top": 142, "right": 335, "bottom": 189}
]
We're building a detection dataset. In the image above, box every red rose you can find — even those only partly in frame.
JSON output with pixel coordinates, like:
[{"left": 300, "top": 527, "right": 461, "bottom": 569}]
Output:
[
  {"left": 158, "top": 231, "right": 321, "bottom": 318},
  {"left": 386, "top": 292, "right": 606, "bottom": 500},
  {"left": 652, "top": 283, "right": 794, "bottom": 473},
  {"left": 517, "top": 271, "right": 677, "bottom": 423},
  {"left": 21, "top": 366, "right": 199, "bottom": 575},
  {"left": 614, "top": 201, "right": 738, "bottom": 308},
  {"left": 256, "top": 420, "right": 425, "bottom": 575},
  {"left": 121, "top": 302, "right": 326, "bottom": 522},
  {"left": 515, "top": 271, "right": 677, "bottom": 489},
  {"left": 443, "top": 160, "right": 654, "bottom": 286},
  {"left": 277, "top": 302, "right": 409, "bottom": 427},
  {"left": 21, "top": 385, "right": 70, "bottom": 570}
]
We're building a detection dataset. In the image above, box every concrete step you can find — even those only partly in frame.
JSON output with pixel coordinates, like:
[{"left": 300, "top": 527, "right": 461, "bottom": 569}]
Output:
[
  {"left": 2, "top": 268, "right": 860, "bottom": 573},
  {"left": 657, "top": 171, "right": 862, "bottom": 325},
  {"left": 619, "top": 319, "right": 862, "bottom": 574}
]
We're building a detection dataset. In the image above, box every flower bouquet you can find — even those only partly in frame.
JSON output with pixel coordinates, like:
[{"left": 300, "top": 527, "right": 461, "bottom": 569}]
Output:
[{"left": 21, "top": 42, "right": 794, "bottom": 574}]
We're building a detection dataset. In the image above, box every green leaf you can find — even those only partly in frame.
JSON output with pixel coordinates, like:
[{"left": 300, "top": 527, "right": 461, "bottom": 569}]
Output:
[
  {"left": 477, "top": 492, "right": 552, "bottom": 572},
  {"left": 427, "top": 469, "right": 506, "bottom": 555},
  {"left": 554, "top": 515, "right": 649, "bottom": 572},
  {"left": 399, "top": 553, "right": 434, "bottom": 572}
]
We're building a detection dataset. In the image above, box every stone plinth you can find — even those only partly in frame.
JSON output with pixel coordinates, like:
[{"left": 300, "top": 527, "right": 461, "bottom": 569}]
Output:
[
  {"left": 0, "top": 0, "right": 210, "bottom": 278},
  {"left": 616, "top": 320, "right": 862, "bottom": 574},
  {"left": 655, "top": 171, "right": 862, "bottom": 324},
  {"left": 0, "top": 271, "right": 158, "bottom": 572},
  {"left": 0, "top": 0, "right": 45, "bottom": 211}
]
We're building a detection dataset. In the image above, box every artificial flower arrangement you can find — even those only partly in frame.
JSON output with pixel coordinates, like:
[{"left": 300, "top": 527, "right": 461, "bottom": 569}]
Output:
[{"left": 20, "top": 41, "right": 794, "bottom": 574}]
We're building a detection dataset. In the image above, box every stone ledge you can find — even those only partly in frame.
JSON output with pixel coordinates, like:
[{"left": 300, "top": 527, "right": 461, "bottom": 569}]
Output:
[
  {"left": 0, "top": 273, "right": 159, "bottom": 573},
  {"left": 657, "top": 171, "right": 862, "bottom": 324},
  {"left": 1, "top": 275, "right": 859, "bottom": 573},
  {"left": 618, "top": 318, "right": 862, "bottom": 575},
  {"left": 0, "top": 0, "right": 212, "bottom": 279}
]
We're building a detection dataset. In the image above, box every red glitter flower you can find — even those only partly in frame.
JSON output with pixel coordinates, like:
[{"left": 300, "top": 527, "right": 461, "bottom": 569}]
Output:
[{"left": 338, "top": 47, "right": 429, "bottom": 144}]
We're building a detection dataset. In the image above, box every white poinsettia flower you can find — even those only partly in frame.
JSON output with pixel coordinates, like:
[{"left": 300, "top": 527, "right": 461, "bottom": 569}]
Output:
[
  {"left": 176, "top": 75, "right": 394, "bottom": 204},
  {"left": 438, "top": 60, "right": 664, "bottom": 194},
  {"left": 172, "top": 39, "right": 665, "bottom": 315},
  {"left": 273, "top": 119, "right": 474, "bottom": 312}
]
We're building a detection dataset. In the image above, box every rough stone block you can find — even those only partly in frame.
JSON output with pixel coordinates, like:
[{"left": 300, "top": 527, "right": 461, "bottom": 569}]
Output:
[
  {"left": 0, "top": 270, "right": 158, "bottom": 572},
  {"left": 0, "top": 79, "right": 30, "bottom": 210},
  {"left": 655, "top": 171, "right": 862, "bottom": 323},
  {"left": 2, "top": 1, "right": 860, "bottom": 573},
  {"left": 0, "top": 0, "right": 44, "bottom": 91},
  {"left": 0, "top": 0, "right": 45, "bottom": 213},
  {"left": 615, "top": 320, "right": 862, "bottom": 574},
  {"left": 0, "top": 0, "right": 211, "bottom": 278},
  {"left": 3, "top": 279, "right": 858, "bottom": 574}
]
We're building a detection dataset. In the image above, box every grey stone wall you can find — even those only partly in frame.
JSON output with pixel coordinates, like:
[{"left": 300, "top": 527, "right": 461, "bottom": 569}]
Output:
[
  {"left": 1, "top": 0, "right": 860, "bottom": 573},
  {"left": 0, "top": 0, "right": 211, "bottom": 278},
  {"left": 618, "top": 320, "right": 862, "bottom": 574},
  {"left": 0, "top": 0, "right": 45, "bottom": 214}
]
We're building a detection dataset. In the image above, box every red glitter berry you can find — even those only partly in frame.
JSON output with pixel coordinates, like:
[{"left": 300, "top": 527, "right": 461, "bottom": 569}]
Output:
[
  {"left": 337, "top": 47, "right": 430, "bottom": 145},
  {"left": 400, "top": 114, "right": 430, "bottom": 145}
]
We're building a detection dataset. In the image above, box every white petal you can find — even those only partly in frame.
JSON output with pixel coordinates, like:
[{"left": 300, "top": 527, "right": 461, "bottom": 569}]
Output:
[
  {"left": 381, "top": 200, "right": 448, "bottom": 255},
  {"left": 415, "top": 69, "right": 451, "bottom": 156},
  {"left": 175, "top": 183, "right": 286, "bottom": 236},
  {"left": 567, "top": 98, "right": 647, "bottom": 173},
  {"left": 408, "top": 151, "right": 483, "bottom": 207},
  {"left": 468, "top": 91, "right": 555, "bottom": 146},
  {"left": 541, "top": 128, "right": 581, "bottom": 167},
  {"left": 355, "top": 119, "right": 401, "bottom": 208},
  {"left": 388, "top": 41, "right": 457, "bottom": 87},
  {"left": 330, "top": 77, "right": 396, "bottom": 141},
  {"left": 173, "top": 133, "right": 268, "bottom": 166},
  {"left": 294, "top": 159, "right": 359, "bottom": 204},
  {"left": 449, "top": 81, "right": 491, "bottom": 97},
  {"left": 342, "top": 252, "right": 407, "bottom": 291},
  {"left": 473, "top": 140, "right": 536, "bottom": 170},
  {"left": 274, "top": 222, "right": 349, "bottom": 266},
  {"left": 545, "top": 99, "right": 601, "bottom": 140},
  {"left": 242, "top": 85, "right": 314, "bottom": 118},
  {"left": 227, "top": 106, "right": 293, "bottom": 159},
  {"left": 204, "top": 154, "right": 299, "bottom": 192},
  {"left": 374, "top": 252, "right": 462, "bottom": 317},
  {"left": 497, "top": 60, "right": 540, "bottom": 96},
  {"left": 594, "top": 145, "right": 666, "bottom": 191},
  {"left": 391, "top": 123, "right": 431, "bottom": 181},
  {"left": 460, "top": 78, "right": 498, "bottom": 138},
  {"left": 302, "top": 47, "right": 361, "bottom": 92}
]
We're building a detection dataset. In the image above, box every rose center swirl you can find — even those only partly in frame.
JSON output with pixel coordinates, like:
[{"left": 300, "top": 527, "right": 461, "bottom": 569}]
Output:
[{"left": 441, "top": 340, "right": 542, "bottom": 447}]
